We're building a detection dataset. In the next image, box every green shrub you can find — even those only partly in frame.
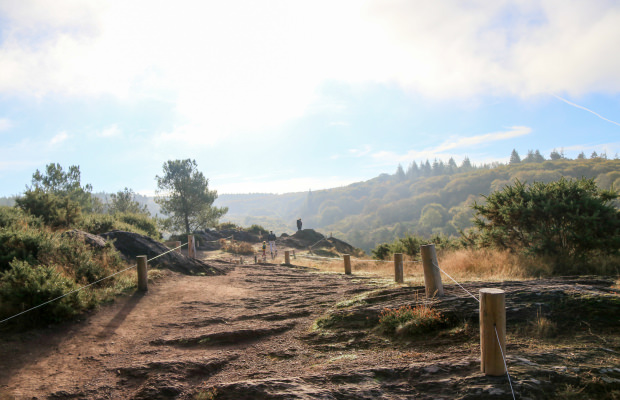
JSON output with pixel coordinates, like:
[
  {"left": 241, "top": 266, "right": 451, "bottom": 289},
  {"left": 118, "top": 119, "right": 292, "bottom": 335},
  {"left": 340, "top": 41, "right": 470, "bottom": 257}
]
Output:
[
  {"left": 0, "top": 227, "right": 55, "bottom": 272},
  {"left": 0, "top": 260, "right": 88, "bottom": 327},
  {"left": 372, "top": 243, "right": 392, "bottom": 260},
  {"left": 246, "top": 224, "right": 268, "bottom": 235},
  {"left": 80, "top": 213, "right": 117, "bottom": 234},
  {"left": 0, "top": 206, "right": 42, "bottom": 229},
  {"left": 216, "top": 222, "right": 239, "bottom": 230},
  {"left": 80, "top": 213, "right": 161, "bottom": 239},
  {"left": 115, "top": 213, "right": 161, "bottom": 239},
  {"left": 379, "top": 304, "right": 445, "bottom": 336},
  {"left": 15, "top": 189, "right": 82, "bottom": 229},
  {"left": 472, "top": 178, "right": 620, "bottom": 263}
]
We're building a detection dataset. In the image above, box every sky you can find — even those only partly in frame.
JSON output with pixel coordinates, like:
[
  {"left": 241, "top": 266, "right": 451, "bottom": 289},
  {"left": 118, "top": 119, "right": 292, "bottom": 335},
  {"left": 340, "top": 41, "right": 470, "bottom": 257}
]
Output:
[{"left": 1, "top": 0, "right": 619, "bottom": 198}]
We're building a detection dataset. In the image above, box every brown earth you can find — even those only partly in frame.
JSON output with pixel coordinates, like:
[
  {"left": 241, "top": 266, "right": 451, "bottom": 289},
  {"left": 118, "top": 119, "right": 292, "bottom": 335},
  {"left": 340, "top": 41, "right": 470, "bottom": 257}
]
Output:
[{"left": 0, "top": 251, "right": 619, "bottom": 399}]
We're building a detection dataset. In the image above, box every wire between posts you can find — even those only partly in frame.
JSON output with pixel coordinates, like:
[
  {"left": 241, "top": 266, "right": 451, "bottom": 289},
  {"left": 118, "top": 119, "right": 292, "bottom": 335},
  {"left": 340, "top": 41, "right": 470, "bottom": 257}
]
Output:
[
  {"left": 0, "top": 241, "right": 188, "bottom": 325},
  {"left": 432, "top": 261, "right": 480, "bottom": 303},
  {"left": 495, "top": 325, "right": 516, "bottom": 400}
]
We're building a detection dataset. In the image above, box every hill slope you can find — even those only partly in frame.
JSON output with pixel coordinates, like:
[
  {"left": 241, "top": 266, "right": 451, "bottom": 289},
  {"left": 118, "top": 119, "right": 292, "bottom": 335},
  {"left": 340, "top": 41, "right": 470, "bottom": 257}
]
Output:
[{"left": 217, "top": 158, "right": 620, "bottom": 252}]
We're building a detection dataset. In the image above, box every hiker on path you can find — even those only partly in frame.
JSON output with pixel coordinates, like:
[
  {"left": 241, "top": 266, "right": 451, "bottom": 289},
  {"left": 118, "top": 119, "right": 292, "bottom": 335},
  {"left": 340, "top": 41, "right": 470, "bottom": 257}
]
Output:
[
  {"left": 296, "top": 218, "right": 302, "bottom": 231},
  {"left": 262, "top": 241, "right": 267, "bottom": 258},
  {"left": 268, "top": 231, "right": 277, "bottom": 258}
]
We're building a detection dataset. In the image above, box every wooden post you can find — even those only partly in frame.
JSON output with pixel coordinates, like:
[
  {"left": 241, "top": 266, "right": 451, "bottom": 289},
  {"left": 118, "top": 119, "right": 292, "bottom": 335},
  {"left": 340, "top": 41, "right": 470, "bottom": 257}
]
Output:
[
  {"left": 188, "top": 235, "right": 195, "bottom": 259},
  {"left": 293, "top": 250, "right": 296, "bottom": 259},
  {"left": 343, "top": 254, "right": 352, "bottom": 275},
  {"left": 394, "top": 253, "right": 404, "bottom": 283},
  {"left": 174, "top": 241, "right": 182, "bottom": 253},
  {"left": 254, "top": 255, "right": 258, "bottom": 264},
  {"left": 284, "top": 250, "right": 291, "bottom": 265},
  {"left": 420, "top": 244, "right": 444, "bottom": 297},
  {"left": 480, "top": 288, "right": 506, "bottom": 376},
  {"left": 137, "top": 255, "right": 148, "bottom": 292}
]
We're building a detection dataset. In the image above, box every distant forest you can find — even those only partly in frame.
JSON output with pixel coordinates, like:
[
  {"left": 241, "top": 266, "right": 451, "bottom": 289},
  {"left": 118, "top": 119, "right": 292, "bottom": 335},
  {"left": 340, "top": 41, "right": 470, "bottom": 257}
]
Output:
[{"left": 216, "top": 151, "right": 620, "bottom": 252}]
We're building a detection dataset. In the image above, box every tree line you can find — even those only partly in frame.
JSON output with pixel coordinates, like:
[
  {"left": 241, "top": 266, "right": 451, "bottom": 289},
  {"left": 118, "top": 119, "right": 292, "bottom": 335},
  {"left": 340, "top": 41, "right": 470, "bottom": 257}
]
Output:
[{"left": 4, "top": 159, "right": 228, "bottom": 236}]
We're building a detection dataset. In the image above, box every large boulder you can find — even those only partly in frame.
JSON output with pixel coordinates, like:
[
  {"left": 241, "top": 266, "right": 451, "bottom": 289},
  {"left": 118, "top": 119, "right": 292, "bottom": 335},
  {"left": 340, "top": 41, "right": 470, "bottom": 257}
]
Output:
[
  {"left": 99, "top": 230, "right": 226, "bottom": 275},
  {"left": 194, "top": 229, "right": 262, "bottom": 250},
  {"left": 62, "top": 229, "right": 108, "bottom": 250}
]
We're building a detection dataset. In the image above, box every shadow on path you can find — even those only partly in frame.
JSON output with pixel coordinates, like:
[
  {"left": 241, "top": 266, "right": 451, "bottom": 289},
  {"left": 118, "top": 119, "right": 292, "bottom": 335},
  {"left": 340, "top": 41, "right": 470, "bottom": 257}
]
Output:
[{"left": 97, "top": 291, "right": 146, "bottom": 339}]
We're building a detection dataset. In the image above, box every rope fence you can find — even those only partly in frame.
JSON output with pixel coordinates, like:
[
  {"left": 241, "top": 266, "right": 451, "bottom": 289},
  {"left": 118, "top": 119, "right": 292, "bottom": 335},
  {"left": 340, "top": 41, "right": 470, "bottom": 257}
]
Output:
[
  {"left": 0, "top": 241, "right": 188, "bottom": 326},
  {"left": 297, "top": 247, "right": 515, "bottom": 399}
]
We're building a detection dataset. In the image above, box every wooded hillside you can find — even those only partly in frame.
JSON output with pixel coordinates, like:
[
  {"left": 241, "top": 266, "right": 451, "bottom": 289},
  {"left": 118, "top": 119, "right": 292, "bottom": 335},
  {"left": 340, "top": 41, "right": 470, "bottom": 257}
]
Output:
[{"left": 217, "top": 158, "right": 620, "bottom": 252}]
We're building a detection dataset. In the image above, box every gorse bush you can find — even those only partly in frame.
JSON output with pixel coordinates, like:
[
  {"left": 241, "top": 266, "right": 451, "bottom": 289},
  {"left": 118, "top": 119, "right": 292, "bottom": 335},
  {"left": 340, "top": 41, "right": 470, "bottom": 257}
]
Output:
[
  {"left": 15, "top": 189, "right": 82, "bottom": 229},
  {"left": 379, "top": 304, "right": 445, "bottom": 336},
  {"left": 216, "top": 222, "right": 239, "bottom": 231},
  {"left": 372, "top": 234, "right": 461, "bottom": 260},
  {"left": 80, "top": 212, "right": 160, "bottom": 239},
  {"left": 246, "top": 224, "right": 268, "bottom": 235},
  {"left": 471, "top": 177, "right": 620, "bottom": 272},
  {"left": 0, "top": 207, "right": 130, "bottom": 329},
  {"left": 0, "top": 206, "right": 42, "bottom": 229},
  {"left": 115, "top": 213, "right": 160, "bottom": 239},
  {"left": 0, "top": 226, "right": 55, "bottom": 272},
  {"left": 0, "top": 260, "right": 88, "bottom": 327}
]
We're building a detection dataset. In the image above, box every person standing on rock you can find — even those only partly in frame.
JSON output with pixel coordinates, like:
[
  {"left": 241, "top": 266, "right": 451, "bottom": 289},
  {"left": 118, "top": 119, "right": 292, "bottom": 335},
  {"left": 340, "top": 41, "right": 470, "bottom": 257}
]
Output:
[
  {"left": 268, "top": 231, "right": 277, "bottom": 258},
  {"left": 296, "top": 218, "right": 302, "bottom": 231}
]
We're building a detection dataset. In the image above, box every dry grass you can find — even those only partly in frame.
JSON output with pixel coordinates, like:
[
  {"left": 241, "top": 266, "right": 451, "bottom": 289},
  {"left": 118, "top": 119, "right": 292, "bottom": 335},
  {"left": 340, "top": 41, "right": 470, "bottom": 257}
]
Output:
[{"left": 295, "top": 248, "right": 547, "bottom": 283}]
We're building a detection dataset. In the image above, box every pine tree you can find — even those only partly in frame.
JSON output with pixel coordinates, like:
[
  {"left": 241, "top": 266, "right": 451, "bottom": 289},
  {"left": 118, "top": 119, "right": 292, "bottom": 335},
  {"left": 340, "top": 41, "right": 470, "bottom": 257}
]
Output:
[
  {"left": 549, "top": 148, "right": 563, "bottom": 160},
  {"left": 509, "top": 149, "right": 521, "bottom": 164},
  {"left": 461, "top": 157, "right": 472, "bottom": 171},
  {"left": 406, "top": 161, "right": 419, "bottom": 179},
  {"left": 395, "top": 164, "right": 406, "bottom": 181},
  {"left": 448, "top": 157, "right": 457, "bottom": 173}
]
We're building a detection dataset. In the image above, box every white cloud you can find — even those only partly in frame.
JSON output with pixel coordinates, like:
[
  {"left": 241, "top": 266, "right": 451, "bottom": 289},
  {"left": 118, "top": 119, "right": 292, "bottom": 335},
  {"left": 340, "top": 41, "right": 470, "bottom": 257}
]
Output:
[
  {"left": 1, "top": 0, "right": 620, "bottom": 140},
  {"left": 50, "top": 131, "right": 69, "bottom": 145},
  {"left": 436, "top": 126, "right": 532, "bottom": 152},
  {"left": 371, "top": 126, "right": 532, "bottom": 165},
  {"left": 97, "top": 124, "right": 121, "bottom": 138},
  {"left": 0, "top": 118, "right": 12, "bottom": 131},
  {"left": 348, "top": 145, "right": 373, "bottom": 158}
]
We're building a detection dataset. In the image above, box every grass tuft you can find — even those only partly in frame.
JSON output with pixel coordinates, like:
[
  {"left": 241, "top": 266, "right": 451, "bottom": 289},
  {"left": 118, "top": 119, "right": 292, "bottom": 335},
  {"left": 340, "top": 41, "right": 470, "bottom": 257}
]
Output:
[{"left": 379, "top": 304, "right": 444, "bottom": 336}]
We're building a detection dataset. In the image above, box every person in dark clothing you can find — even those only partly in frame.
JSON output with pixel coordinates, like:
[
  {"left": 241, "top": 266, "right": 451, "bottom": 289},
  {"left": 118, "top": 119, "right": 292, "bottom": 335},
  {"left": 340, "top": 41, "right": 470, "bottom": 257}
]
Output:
[
  {"left": 296, "top": 218, "right": 302, "bottom": 231},
  {"left": 268, "top": 231, "right": 277, "bottom": 257}
]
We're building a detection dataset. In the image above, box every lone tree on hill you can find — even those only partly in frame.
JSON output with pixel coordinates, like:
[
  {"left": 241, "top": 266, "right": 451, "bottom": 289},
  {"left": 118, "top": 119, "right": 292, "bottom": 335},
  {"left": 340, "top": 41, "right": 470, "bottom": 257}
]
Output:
[
  {"left": 471, "top": 177, "right": 619, "bottom": 268},
  {"left": 155, "top": 159, "right": 228, "bottom": 234}
]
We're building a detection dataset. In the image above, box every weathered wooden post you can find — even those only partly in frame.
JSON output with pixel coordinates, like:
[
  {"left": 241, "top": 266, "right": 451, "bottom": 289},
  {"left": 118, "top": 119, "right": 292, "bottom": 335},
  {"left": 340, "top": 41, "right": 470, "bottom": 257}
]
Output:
[
  {"left": 284, "top": 250, "right": 291, "bottom": 265},
  {"left": 343, "top": 254, "right": 352, "bottom": 275},
  {"left": 188, "top": 235, "right": 195, "bottom": 259},
  {"left": 254, "top": 255, "right": 258, "bottom": 264},
  {"left": 174, "top": 241, "right": 182, "bottom": 253},
  {"left": 394, "top": 253, "right": 404, "bottom": 283},
  {"left": 293, "top": 250, "right": 296, "bottom": 259},
  {"left": 137, "top": 255, "right": 148, "bottom": 292},
  {"left": 480, "top": 288, "right": 506, "bottom": 376},
  {"left": 420, "top": 244, "right": 444, "bottom": 297}
]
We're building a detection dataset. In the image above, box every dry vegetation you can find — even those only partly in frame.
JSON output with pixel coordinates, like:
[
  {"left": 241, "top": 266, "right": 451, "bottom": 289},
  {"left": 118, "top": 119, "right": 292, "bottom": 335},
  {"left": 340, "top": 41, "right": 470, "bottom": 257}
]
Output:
[{"left": 295, "top": 248, "right": 551, "bottom": 284}]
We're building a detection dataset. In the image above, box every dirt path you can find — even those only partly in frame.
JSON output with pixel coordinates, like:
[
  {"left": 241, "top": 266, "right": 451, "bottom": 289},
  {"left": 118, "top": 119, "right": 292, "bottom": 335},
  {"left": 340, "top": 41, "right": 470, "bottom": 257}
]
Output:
[
  {"left": 0, "top": 261, "right": 394, "bottom": 399},
  {"left": 2, "top": 259, "right": 619, "bottom": 399}
]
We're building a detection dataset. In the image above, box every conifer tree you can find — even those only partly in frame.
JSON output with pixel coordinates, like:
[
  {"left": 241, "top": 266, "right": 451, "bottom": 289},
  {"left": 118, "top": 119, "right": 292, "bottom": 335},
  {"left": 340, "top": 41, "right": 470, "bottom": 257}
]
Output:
[{"left": 509, "top": 149, "right": 521, "bottom": 164}]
